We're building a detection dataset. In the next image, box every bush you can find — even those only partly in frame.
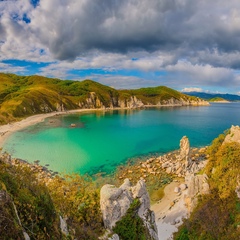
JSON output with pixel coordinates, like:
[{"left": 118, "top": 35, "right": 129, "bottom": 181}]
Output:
[{"left": 113, "top": 199, "right": 151, "bottom": 240}]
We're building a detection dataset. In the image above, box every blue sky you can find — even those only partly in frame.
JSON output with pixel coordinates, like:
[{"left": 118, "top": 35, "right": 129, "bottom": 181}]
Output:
[{"left": 1, "top": 0, "right": 240, "bottom": 94}]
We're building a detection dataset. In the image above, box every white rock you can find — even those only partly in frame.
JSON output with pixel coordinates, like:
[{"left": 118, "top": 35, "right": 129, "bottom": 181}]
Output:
[
  {"left": 179, "top": 183, "right": 187, "bottom": 191},
  {"left": 100, "top": 179, "right": 158, "bottom": 240},
  {"left": 174, "top": 187, "right": 180, "bottom": 193}
]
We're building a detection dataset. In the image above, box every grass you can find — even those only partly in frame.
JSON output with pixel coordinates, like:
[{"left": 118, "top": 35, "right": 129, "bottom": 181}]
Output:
[{"left": 0, "top": 73, "right": 203, "bottom": 125}]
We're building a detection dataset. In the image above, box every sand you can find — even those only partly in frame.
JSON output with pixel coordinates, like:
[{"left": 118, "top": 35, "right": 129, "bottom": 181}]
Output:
[{"left": 151, "top": 181, "right": 188, "bottom": 240}]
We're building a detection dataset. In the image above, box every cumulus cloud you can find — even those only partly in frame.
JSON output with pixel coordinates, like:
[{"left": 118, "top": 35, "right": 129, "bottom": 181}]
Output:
[
  {"left": 181, "top": 87, "right": 204, "bottom": 92},
  {"left": 1, "top": 0, "right": 240, "bottom": 92},
  {"left": 26, "top": 0, "right": 240, "bottom": 64},
  {"left": 77, "top": 74, "right": 160, "bottom": 90},
  {"left": 2, "top": 0, "right": 240, "bottom": 65},
  {"left": 0, "top": 62, "right": 26, "bottom": 73}
]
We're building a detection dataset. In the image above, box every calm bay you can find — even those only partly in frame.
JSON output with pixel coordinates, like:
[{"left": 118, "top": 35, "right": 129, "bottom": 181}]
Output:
[{"left": 3, "top": 103, "right": 240, "bottom": 175}]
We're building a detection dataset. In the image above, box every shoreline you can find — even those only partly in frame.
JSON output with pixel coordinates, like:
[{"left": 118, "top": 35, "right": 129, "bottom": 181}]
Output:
[
  {"left": 0, "top": 103, "right": 210, "bottom": 148},
  {"left": 0, "top": 108, "right": 110, "bottom": 148}
]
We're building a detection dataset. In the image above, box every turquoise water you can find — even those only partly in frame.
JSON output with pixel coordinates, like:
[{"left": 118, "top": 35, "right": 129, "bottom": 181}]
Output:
[{"left": 3, "top": 103, "right": 240, "bottom": 175}]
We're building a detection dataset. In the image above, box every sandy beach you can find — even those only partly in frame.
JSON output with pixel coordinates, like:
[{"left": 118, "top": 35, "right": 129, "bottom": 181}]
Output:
[
  {"left": 0, "top": 108, "right": 110, "bottom": 148},
  {"left": 151, "top": 181, "right": 188, "bottom": 240}
]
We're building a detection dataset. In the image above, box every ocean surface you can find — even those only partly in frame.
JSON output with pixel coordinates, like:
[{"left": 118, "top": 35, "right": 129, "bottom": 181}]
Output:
[{"left": 3, "top": 103, "right": 240, "bottom": 175}]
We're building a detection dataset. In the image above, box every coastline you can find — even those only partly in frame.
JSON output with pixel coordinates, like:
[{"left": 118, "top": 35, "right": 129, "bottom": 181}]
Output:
[{"left": 0, "top": 103, "right": 210, "bottom": 148}]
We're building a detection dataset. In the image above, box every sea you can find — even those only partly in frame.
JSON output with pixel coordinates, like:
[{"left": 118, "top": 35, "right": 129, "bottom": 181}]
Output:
[{"left": 2, "top": 103, "right": 240, "bottom": 175}]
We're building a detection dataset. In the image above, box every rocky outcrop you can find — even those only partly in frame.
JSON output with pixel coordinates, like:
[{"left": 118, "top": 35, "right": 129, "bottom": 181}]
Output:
[
  {"left": 156, "top": 138, "right": 207, "bottom": 178},
  {"left": 179, "top": 136, "right": 191, "bottom": 168},
  {"left": 77, "top": 92, "right": 208, "bottom": 110},
  {"left": 224, "top": 125, "right": 240, "bottom": 144},
  {"left": 60, "top": 216, "right": 69, "bottom": 236},
  {"left": 152, "top": 97, "right": 209, "bottom": 106},
  {"left": 119, "top": 96, "right": 144, "bottom": 109},
  {"left": 184, "top": 174, "right": 210, "bottom": 213},
  {"left": 100, "top": 178, "right": 158, "bottom": 240},
  {"left": 236, "top": 176, "right": 240, "bottom": 199}
]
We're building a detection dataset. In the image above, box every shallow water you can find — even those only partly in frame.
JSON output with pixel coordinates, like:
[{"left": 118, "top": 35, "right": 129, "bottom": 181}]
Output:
[{"left": 3, "top": 103, "right": 240, "bottom": 174}]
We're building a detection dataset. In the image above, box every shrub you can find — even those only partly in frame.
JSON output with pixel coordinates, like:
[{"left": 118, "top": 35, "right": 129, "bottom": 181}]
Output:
[{"left": 113, "top": 199, "right": 151, "bottom": 240}]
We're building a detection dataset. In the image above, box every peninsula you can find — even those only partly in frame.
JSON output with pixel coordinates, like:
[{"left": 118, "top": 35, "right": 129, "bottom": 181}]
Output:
[{"left": 0, "top": 73, "right": 208, "bottom": 126}]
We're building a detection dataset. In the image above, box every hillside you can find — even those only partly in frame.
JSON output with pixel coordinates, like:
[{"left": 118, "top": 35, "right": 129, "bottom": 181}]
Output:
[
  {"left": 209, "top": 97, "right": 229, "bottom": 102},
  {"left": 0, "top": 73, "right": 208, "bottom": 125},
  {"left": 182, "top": 91, "right": 240, "bottom": 101},
  {"left": 174, "top": 127, "right": 240, "bottom": 239}
]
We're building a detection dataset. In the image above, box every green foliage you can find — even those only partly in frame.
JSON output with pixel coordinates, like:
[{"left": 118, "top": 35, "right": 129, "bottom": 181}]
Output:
[
  {"left": 0, "top": 158, "right": 62, "bottom": 239},
  {"left": 47, "top": 174, "right": 104, "bottom": 239},
  {"left": 119, "top": 86, "right": 197, "bottom": 105},
  {"left": 174, "top": 132, "right": 240, "bottom": 240},
  {"left": 113, "top": 199, "right": 151, "bottom": 240},
  {"left": 209, "top": 97, "right": 227, "bottom": 102},
  {"left": 0, "top": 155, "right": 105, "bottom": 239}
]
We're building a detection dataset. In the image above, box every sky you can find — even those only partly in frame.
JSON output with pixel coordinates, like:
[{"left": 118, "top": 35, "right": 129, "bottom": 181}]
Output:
[{"left": 1, "top": 0, "right": 240, "bottom": 94}]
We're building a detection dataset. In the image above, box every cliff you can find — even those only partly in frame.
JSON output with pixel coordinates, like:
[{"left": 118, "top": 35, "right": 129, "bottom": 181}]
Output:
[{"left": 0, "top": 73, "right": 208, "bottom": 124}]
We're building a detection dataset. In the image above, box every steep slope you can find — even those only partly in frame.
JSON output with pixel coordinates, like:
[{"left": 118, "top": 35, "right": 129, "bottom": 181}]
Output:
[{"left": 0, "top": 73, "right": 208, "bottom": 125}]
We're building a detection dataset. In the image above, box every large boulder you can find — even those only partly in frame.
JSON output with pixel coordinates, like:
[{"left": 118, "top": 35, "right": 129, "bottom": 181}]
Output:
[{"left": 100, "top": 178, "right": 158, "bottom": 240}]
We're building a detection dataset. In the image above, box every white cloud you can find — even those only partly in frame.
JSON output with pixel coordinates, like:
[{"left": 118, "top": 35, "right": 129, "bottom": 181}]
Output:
[
  {"left": 1, "top": 0, "right": 240, "bottom": 92},
  {"left": 181, "top": 87, "right": 203, "bottom": 92},
  {"left": 0, "top": 62, "right": 26, "bottom": 73},
  {"left": 79, "top": 74, "right": 159, "bottom": 89}
]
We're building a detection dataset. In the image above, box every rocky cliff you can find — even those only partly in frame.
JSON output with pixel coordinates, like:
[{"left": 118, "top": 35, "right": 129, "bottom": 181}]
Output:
[{"left": 100, "top": 179, "right": 158, "bottom": 240}]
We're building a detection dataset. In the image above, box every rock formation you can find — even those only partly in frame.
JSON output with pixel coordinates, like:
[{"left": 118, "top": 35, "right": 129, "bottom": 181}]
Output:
[
  {"left": 60, "top": 216, "right": 69, "bottom": 236},
  {"left": 100, "top": 178, "right": 158, "bottom": 240},
  {"left": 184, "top": 174, "right": 210, "bottom": 213},
  {"left": 179, "top": 136, "right": 191, "bottom": 168},
  {"left": 224, "top": 125, "right": 240, "bottom": 144},
  {"left": 236, "top": 176, "right": 240, "bottom": 199}
]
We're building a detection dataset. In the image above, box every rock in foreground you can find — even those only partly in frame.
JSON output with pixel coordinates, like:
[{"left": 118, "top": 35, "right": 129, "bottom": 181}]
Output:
[{"left": 100, "top": 178, "right": 158, "bottom": 240}]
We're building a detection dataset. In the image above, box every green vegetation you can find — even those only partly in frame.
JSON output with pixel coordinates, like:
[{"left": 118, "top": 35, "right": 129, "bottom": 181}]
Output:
[
  {"left": 112, "top": 199, "right": 151, "bottom": 240},
  {"left": 209, "top": 97, "right": 228, "bottom": 102},
  {"left": 174, "top": 132, "right": 240, "bottom": 240},
  {"left": 0, "top": 157, "right": 62, "bottom": 239},
  {"left": 0, "top": 73, "right": 202, "bottom": 125},
  {"left": 119, "top": 86, "right": 197, "bottom": 105},
  {"left": 0, "top": 155, "right": 103, "bottom": 239},
  {"left": 47, "top": 174, "right": 103, "bottom": 239}
]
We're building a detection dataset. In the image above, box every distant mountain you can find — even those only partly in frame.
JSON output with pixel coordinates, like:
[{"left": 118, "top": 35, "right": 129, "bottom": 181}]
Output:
[
  {"left": 0, "top": 73, "right": 208, "bottom": 125},
  {"left": 182, "top": 92, "right": 240, "bottom": 101}
]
